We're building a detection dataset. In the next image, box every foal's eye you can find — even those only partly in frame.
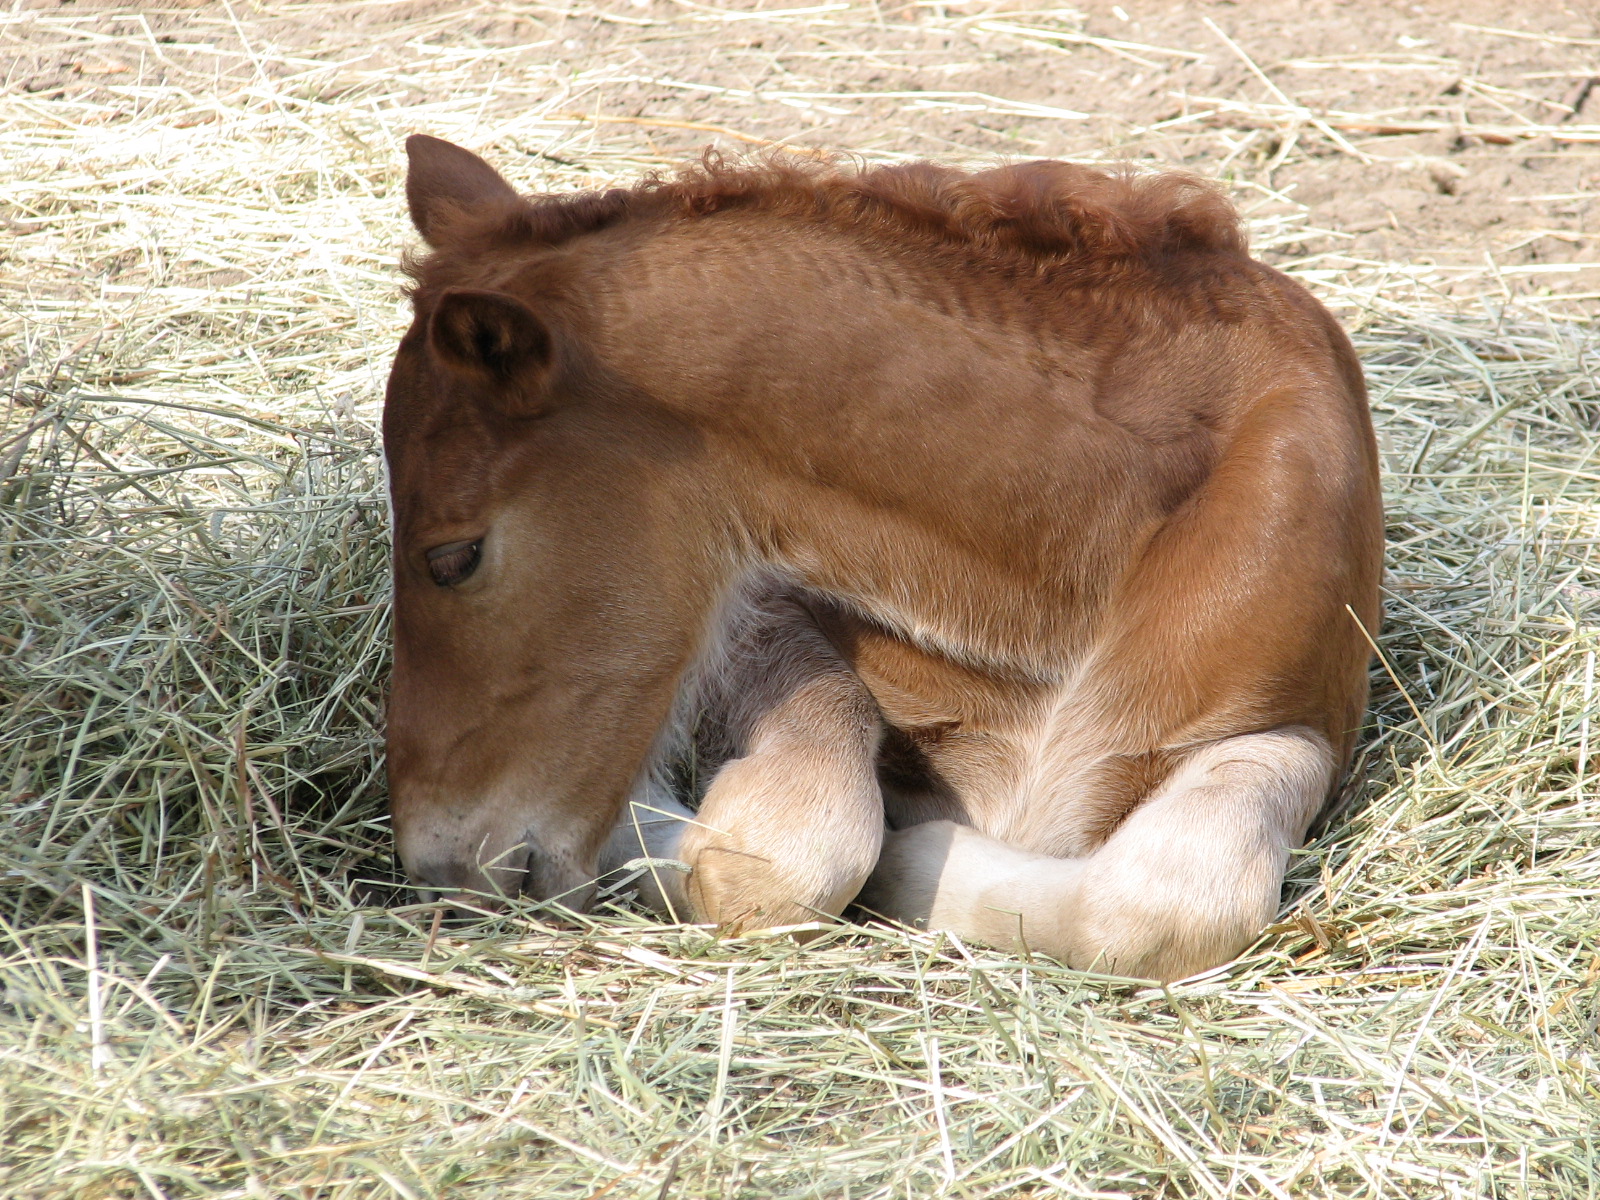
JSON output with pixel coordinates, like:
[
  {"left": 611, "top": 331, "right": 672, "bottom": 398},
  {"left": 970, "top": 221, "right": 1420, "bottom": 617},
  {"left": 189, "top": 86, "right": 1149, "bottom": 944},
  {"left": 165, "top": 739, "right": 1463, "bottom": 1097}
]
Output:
[{"left": 426, "top": 539, "right": 482, "bottom": 587}]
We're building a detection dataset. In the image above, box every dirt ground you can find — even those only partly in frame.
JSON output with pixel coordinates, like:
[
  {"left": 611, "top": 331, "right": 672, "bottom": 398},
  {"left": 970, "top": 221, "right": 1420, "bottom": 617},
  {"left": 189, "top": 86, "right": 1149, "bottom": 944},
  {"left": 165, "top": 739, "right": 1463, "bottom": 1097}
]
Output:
[{"left": 7, "top": 0, "right": 1600, "bottom": 314}]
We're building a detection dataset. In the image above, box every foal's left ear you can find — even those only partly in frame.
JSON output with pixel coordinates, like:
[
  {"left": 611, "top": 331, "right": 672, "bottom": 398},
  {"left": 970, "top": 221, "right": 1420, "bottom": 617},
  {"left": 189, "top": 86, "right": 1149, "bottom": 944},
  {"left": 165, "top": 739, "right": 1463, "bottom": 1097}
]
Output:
[
  {"left": 406, "top": 134, "right": 520, "bottom": 246},
  {"left": 428, "top": 289, "right": 552, "bottom": 411}
]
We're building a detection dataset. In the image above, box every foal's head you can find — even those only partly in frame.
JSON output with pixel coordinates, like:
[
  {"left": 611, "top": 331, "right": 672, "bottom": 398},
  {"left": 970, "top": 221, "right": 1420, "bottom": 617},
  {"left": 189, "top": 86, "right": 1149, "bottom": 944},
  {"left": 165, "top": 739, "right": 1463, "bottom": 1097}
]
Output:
[{"left": 383, "top": 136, "right": 719, "bottom": 908}]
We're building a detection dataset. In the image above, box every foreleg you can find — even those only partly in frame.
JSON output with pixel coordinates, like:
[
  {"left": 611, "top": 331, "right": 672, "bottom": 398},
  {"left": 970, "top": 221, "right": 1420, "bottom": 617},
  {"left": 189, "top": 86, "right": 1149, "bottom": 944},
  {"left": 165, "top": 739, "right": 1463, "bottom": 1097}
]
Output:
[{"left": 601, "top": 591, "right": 886, "bottom": 931}]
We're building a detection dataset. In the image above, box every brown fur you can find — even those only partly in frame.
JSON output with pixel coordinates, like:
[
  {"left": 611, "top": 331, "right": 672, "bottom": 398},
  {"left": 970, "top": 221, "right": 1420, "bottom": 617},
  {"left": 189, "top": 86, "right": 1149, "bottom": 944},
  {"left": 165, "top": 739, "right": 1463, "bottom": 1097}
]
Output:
[
  {"left": 406, "top": 152, "right": 1245, "bottom": 284},
  {"left": 384, "top": 136, "right": 1383, "bottom": 979}
]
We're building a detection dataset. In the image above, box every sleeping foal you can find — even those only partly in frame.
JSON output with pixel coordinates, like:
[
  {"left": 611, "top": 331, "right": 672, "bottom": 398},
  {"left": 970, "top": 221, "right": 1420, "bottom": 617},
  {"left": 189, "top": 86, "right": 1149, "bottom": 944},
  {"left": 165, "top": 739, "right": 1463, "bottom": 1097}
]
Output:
[{"left": 384, "top": 135, "right": 1382, "bottom": 982}]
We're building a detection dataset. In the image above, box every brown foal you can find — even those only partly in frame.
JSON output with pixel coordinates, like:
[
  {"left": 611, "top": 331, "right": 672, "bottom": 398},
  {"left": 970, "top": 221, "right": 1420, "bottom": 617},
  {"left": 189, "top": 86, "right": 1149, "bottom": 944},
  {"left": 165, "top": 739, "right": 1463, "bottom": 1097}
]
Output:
[{"left": 383, "top": 135, "right": 1382, "bottom": 981}]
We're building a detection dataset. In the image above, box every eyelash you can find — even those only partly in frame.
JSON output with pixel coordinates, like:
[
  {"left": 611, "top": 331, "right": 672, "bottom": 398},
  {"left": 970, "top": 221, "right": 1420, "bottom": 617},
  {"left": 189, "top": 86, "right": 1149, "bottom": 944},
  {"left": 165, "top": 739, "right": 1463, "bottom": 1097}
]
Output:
[{"left": 426, "top": 540, "right": 482, "bottom": 586}]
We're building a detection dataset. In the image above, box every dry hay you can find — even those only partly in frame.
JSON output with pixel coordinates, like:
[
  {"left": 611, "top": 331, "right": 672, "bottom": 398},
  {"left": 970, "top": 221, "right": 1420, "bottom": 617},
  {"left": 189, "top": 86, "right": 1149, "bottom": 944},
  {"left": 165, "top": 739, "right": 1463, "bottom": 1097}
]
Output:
[{"left": 2, "top": 3, "right": 1597, "bottom": 1198}]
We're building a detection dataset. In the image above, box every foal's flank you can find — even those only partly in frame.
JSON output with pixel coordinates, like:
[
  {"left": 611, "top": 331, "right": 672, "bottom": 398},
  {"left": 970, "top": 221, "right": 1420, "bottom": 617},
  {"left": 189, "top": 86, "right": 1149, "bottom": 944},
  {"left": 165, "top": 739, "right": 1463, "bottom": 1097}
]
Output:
[{"left": 383, "top": 135, "right": 1382, "bottom": 981}]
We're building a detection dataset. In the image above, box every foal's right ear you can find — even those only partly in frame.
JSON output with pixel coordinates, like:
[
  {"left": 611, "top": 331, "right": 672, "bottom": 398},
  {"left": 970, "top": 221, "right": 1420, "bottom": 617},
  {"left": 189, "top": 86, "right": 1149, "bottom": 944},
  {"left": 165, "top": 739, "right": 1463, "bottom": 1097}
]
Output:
[
  {"left": 405, "top": 134, "right": 520, "bottom": 247},
  {"left": 428, "top": 289, "right": 552, "bottom": 413}
]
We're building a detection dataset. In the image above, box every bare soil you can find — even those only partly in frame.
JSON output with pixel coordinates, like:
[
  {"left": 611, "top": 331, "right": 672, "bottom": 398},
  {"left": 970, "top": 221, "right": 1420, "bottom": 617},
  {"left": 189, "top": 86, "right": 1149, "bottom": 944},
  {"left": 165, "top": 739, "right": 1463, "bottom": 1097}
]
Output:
[{"left": 7, "top": 0, "right": 1600, "bottom": 314}]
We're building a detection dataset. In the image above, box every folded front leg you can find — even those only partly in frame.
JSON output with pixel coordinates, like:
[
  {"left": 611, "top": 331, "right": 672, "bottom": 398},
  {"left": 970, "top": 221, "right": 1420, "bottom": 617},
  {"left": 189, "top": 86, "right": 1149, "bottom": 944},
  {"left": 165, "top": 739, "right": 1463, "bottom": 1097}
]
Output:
[
  {"left": 597, "top": 590, "right": 886, "bottom": 930},
  {"left": 677, "top": 593, "right": 886, "bottom": 930}
]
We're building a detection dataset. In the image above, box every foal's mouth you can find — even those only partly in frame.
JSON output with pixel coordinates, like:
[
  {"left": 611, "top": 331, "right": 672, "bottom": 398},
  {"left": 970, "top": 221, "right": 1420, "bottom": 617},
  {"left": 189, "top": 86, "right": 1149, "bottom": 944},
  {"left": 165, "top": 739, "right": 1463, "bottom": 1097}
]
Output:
[
  {"left": 404, "top": 843, "right": 530, "bottom": 911},
  {"left": 410, "top": 848, "right": 598, "bottom": 920}
]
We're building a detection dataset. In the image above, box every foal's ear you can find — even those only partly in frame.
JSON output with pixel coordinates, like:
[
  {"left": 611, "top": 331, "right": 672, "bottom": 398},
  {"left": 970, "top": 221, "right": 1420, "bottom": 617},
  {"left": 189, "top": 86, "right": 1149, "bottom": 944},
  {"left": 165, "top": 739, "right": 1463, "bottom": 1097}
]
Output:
[
  {"left": 428, "top": 289, "right": 552, "bottom": 410},
  {"left": 405, "top": 134, "right": 520, "bottom": 246}
]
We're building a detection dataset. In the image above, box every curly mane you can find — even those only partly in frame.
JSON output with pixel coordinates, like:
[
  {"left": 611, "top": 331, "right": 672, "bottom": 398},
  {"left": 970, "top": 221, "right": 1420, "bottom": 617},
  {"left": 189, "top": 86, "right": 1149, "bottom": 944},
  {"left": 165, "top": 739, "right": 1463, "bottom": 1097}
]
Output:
[{"left": 406, "top": 155, "right": 1246, "bottom": 287}]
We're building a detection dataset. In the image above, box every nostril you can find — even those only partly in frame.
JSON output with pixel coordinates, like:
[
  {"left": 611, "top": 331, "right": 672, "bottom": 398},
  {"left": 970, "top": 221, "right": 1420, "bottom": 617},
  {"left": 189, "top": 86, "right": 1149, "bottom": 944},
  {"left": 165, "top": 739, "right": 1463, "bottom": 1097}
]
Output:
[
  {"left": 406, "top": 851, "right": 532, "bottom": 907},
  {"left": 408, "top": 859, "right": 472, "bottom": 893}
]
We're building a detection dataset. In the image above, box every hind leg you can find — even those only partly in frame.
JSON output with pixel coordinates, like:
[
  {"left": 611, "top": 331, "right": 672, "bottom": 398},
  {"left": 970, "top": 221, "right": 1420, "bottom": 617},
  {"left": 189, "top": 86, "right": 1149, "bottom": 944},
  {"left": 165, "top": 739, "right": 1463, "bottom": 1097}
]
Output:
[
  {"left": 858, "top": 728, "right": 1334, "bottom": 981},
  {"left": 601, "top": 591, "right": 885, "bottom": 930}
]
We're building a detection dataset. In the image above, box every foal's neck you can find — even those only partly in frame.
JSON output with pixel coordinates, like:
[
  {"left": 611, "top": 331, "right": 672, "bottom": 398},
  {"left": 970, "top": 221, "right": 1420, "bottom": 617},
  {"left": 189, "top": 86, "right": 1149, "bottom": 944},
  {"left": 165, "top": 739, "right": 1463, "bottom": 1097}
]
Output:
[{"left": 566, "top": 213, "right": 1223, "bottom": 669}]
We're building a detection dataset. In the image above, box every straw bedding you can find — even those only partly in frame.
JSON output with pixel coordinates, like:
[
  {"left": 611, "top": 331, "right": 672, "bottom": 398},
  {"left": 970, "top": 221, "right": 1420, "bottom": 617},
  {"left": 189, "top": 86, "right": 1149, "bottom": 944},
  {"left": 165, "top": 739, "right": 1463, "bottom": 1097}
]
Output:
[{"left": 2, "top": 3, "right": 1597, "bottom": 1197}]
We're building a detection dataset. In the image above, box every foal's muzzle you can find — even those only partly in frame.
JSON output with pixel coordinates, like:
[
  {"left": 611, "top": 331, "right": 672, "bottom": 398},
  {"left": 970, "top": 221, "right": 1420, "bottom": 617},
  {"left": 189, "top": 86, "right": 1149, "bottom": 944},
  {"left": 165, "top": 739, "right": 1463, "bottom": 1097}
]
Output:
[{"left": 405, "top": 843, "right": 596, "bottom": 915}]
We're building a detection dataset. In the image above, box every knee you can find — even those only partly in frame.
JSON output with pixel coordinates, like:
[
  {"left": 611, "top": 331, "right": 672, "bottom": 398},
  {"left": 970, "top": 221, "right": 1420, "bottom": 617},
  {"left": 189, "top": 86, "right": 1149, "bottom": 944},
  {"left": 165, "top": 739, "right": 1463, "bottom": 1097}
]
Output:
[
  {"left": 681, "top": 755, "right": 883, "bottom": 928},
  {"left": 684, "top": 833, "right": 877, "bottom": 928}
]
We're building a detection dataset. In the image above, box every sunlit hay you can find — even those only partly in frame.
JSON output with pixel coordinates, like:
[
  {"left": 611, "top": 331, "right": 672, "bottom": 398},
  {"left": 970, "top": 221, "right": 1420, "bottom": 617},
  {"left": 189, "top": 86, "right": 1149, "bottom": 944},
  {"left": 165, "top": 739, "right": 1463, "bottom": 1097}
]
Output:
[{"left": 2, "top": 4, "right": 1597, "bottom": 1198}]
